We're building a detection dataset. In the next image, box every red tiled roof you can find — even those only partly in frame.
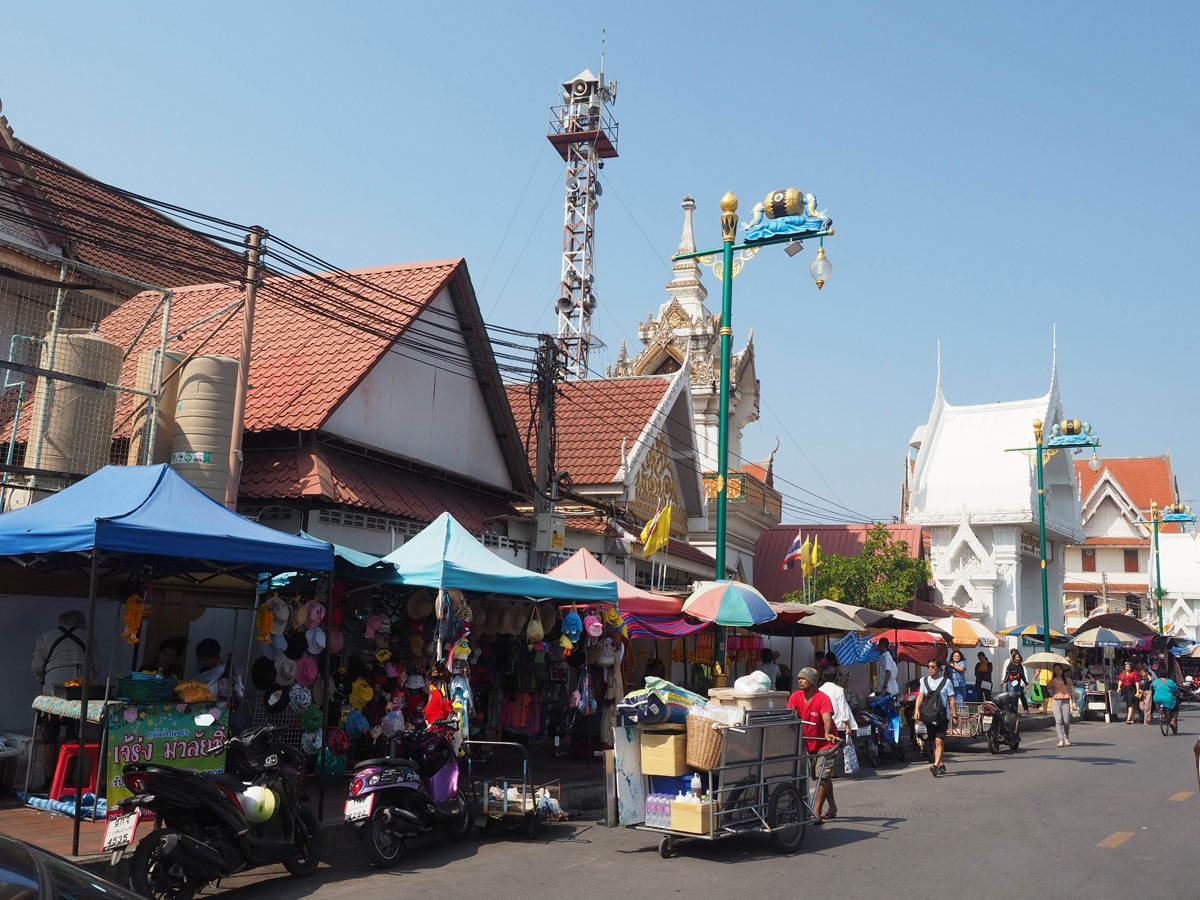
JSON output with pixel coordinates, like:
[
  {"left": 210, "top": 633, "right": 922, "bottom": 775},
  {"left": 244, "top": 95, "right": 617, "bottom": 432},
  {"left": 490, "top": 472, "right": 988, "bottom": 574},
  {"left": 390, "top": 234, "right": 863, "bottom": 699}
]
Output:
[
  {"left": 1063, "top": 582, "right": 1148, "bottom": 594},
  {"left": 14, "top": 141, "right": 244, "bottom": 289},
  {"left": 100, "top": 260, "right": 460, "bottom": 435},
  {"left": 505, "top": 376, "right": 672, "bottom": 485},
  {"left": 1075, "top": 456, "right": 1173, "bottom": 511},
  {"left": 664, "top": 538, "right": 715, "bottom": 568},
  {"left": 240, "top": 440, "right": 514, "bottom": 533},
  {"left": 565, "top": 515, "right": 614, "bottom": 536},
  {"left": 753, "top": 524, "right": 925, "bottom": 604},
  {"left": 1077, "top": 537, "right": 1150, "bottom": 546}
]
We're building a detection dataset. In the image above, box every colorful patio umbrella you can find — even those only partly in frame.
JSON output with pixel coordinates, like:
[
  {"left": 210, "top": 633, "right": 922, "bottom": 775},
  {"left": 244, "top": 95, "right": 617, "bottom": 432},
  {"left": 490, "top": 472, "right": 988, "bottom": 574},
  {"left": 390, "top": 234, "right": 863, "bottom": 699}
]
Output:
[
  {"left": 930, "top": 616, "right": 1001, "bottom": 648},
  {"left": 1070, "top": 627, "right": 1138, "bottom": 649},
  {"left": 682, "top": 580, "right": 777, "bottom": 627},
  {"left": 869, "top": 629, "right": 946, "bottom": 666},
  {"left": 996, "top": 623, "right": 1070, "bottom": 642},
  {"left": 811, "top": 599, "right": 886, "bottom": 628}
]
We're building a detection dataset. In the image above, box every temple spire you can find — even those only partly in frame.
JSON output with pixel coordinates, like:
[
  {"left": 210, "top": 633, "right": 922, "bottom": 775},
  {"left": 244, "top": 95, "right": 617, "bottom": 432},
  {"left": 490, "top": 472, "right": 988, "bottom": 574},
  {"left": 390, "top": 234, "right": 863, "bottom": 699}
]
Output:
[{"left": 677, "top": 195, "right": 697, "bottom": 255}]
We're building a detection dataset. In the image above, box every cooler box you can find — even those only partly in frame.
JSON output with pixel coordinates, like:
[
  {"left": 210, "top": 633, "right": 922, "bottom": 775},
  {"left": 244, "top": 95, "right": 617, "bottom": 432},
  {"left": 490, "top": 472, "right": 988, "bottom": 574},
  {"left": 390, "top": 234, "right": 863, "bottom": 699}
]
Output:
[
  {"left": 640, "top": 728, "right": 688, "bottom": 776},
  {"left": 670, "top": 799, "right": 712, "bottom": 834},
  {"left": 708, "top": 688, "right": 790, "bottom": 710}
]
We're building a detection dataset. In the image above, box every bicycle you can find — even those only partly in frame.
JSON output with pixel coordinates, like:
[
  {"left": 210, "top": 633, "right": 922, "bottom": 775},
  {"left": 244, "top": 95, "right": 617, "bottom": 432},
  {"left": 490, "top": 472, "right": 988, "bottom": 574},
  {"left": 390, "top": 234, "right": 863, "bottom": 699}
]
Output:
[{"left": 1159, "top": 701, "right": 1179, "bottom": 736}]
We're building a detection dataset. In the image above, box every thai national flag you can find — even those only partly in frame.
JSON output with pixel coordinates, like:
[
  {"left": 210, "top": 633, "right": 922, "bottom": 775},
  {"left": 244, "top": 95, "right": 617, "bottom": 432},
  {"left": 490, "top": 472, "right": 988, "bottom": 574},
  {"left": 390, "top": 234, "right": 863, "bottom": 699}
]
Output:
[{"left": 781, "top": 529, "right": 805, "bottom": 571}]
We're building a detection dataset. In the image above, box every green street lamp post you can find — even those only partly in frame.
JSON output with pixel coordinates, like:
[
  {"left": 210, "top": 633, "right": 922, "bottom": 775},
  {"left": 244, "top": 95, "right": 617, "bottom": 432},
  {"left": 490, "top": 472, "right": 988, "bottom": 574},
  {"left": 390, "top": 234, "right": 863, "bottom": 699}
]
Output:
[
  {"left": 1141, "top": 500, "right": 1196, "bottom": 636},
  {"left": 1007, "top": 418, "right": 1101, "bottom": 652},
  {"left": 673, "top": 190, "right": 834, "bottom": 672}
]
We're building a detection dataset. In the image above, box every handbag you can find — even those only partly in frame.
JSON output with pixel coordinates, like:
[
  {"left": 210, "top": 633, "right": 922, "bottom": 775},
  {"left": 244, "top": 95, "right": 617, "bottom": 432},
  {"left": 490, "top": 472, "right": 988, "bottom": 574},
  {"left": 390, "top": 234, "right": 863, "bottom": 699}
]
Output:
[{"left": 842, "top": 735, "right": 860, "bottom": 774}]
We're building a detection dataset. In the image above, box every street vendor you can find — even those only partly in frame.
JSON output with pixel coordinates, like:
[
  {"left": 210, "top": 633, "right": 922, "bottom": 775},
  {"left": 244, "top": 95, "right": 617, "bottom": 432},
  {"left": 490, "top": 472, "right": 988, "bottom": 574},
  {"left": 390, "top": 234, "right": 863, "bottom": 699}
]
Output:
[
  {"left": 30, "top": 610, "right": 98, "bottom": 791},
  {"left": 787, "top": 667, "right": 838, "bottom": 821}
]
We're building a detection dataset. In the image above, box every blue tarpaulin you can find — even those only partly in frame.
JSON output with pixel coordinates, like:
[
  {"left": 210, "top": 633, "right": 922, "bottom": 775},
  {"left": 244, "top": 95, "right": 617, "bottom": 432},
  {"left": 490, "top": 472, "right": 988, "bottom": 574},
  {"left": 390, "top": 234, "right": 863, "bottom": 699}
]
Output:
[
  {"left": 0, "top": 464, "right": 334, "bottom": 572},
  {"left": 379, "top": 512, "right": 617, "bottom": 601}
]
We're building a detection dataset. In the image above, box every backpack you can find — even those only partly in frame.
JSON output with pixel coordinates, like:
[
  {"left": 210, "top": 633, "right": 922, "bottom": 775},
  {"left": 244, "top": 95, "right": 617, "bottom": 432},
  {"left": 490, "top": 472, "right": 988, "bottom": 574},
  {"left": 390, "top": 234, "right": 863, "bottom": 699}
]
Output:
[{"left": 921, "top": 676, "right": 948, "bottom": 724}]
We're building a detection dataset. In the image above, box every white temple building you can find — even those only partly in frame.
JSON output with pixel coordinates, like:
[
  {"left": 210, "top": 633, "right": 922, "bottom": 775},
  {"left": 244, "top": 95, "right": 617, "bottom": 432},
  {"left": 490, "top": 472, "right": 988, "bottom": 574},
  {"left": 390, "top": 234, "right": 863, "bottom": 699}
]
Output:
[
  {"left": 902, "top": 356, "right": 1086, "bottom": 640},
  {"left": 1150, "top": 533, "right": 1200, "bottom": 640}
]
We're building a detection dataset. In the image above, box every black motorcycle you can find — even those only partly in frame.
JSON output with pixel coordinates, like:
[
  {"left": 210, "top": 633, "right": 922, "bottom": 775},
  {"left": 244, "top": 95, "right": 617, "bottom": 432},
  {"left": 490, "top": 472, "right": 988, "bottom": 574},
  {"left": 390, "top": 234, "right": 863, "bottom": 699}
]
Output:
[
  {"left": 113, "top": 724, "right": 321, "bottom": 900},
  {"left": 982, "top": 691, "right": 1021, "bottom": 753}
]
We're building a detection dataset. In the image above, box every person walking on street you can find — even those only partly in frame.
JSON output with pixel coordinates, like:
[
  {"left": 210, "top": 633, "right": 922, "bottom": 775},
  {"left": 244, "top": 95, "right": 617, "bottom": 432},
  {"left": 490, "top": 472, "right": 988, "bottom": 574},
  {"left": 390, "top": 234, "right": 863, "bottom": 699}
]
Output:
[
  {"left": 1138, "top": 664, "right": 1155, "bottom": 726},
  {"left": 1048, "top": 663, "right": 1077, "bottom": 747},
  {"left": 914, "top": 659, "right": 957, "bottom": 777},
  {"left": 948, "top": 650, "right": 967, "bottom": 703},
  {"left": 787, "top": 668, "right": 838, "bottom": 820},
  {"left": 875, "top": 637, "right": 900, "bottom": 697},
  {"left": 1005, "top": 650, "right": 1030, "bottom": 713},
  {"left": 1118, "top": 661, "right": 1139, "bottom": 724},
  {"left": 975, "top": 652, "right": 994, "bottom": 701}
]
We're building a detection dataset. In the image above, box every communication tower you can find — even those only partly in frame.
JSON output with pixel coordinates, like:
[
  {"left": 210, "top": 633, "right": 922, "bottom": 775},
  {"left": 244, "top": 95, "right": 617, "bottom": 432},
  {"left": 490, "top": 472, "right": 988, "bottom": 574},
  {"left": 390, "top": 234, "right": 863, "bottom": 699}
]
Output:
[{"left": 546, "top": 60, "right": 618, "bottom": 379}]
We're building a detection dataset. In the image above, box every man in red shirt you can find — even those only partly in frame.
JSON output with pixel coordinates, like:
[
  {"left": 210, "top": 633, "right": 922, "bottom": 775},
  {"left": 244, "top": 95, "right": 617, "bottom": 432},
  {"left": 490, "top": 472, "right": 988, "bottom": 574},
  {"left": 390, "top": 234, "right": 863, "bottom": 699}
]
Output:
[{"left": 787, "top": 667, "right": 838, "bottom": 820}]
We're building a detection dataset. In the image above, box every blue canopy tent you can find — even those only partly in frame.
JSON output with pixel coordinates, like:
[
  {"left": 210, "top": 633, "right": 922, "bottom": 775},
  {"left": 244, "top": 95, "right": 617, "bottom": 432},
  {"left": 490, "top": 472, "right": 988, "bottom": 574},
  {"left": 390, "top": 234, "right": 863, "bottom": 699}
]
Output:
[
  {"left": 379, "top": 512, "right": 618, "bottom": 601},
  {"left": 0, "top": 464, "right": 333, "bottom": 851}
]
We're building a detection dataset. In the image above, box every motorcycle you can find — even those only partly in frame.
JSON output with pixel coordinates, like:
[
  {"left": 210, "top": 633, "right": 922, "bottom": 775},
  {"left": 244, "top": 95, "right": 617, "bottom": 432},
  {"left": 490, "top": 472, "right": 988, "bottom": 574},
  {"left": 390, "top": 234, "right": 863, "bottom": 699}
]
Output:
[
  {"left": 344, "top": 718, "right": 474, "bottom": 868},
  {"left": 982, "top": 690, "right": 1021, "bottom": 753},
  {"left": 858, "top": 693, "right": 907, "bottom": 765},
  {"left": 113, "top": 724, "right": 321, "bottom": 900}
]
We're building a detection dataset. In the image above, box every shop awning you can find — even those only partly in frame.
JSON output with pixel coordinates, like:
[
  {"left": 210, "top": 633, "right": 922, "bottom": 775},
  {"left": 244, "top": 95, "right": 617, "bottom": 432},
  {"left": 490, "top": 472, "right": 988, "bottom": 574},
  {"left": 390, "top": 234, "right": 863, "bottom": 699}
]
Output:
[
  {"left": 0, "top": 464, "right": 334, "bottom": 573},
  {"left": 380, "top": 512, "right": 616, "bottom": 601}
]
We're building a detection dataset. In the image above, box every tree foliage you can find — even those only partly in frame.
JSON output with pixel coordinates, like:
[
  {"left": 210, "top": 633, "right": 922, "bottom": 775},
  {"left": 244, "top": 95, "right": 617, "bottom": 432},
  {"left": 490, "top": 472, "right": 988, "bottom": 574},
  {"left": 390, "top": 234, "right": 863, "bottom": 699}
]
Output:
[{"left": 784, "top": 523, "right": 931, "bottom": 611}]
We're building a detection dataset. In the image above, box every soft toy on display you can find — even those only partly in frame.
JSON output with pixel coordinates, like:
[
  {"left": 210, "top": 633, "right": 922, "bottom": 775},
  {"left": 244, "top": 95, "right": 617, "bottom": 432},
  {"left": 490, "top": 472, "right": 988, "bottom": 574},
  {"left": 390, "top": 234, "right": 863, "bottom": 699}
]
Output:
[
  {"left": 122, "top": 593, "right": 146, "bottom": 644},
  {"left": 254, "top": 600, "right": 273, "bottom": 645},
  {"left": 561, "top": 605, "right": 584, "bottom": 646}
]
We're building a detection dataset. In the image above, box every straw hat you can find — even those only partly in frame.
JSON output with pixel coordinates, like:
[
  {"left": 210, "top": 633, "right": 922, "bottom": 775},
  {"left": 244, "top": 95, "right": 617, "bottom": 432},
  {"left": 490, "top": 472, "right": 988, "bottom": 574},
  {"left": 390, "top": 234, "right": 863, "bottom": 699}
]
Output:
[
  {"left": 407, "top": 589, "right": 434, "bottom": 620},
  {"left": 274, "top": 654, "right": 297, "bottom": 686},
  {"left": 290, "top": 601, "right": 308, "bottom": 630},
  {"left": 268, "top": 597, "right": 290, "bottom": 635}
]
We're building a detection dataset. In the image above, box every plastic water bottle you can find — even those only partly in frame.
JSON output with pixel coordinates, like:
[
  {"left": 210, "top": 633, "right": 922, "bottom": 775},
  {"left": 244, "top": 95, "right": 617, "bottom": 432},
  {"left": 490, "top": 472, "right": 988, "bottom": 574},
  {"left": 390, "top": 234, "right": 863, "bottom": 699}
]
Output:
[
  {"left": 690, "top": 773, "right": 702, "bottom": 798},
  {"left": 649, "top": 794, "right": 660, "bottom": 827}
]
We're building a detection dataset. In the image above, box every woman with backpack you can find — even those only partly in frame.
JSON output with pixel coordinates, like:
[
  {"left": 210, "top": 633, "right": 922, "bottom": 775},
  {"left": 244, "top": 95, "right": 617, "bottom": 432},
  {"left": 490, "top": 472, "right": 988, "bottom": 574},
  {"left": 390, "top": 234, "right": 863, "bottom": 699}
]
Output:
[
  {"left": 913, "top": 658, "right": 957, "bottom": 777},
  {"left": 1005, "top": 650, "right": 1030, "bottom": 713}
]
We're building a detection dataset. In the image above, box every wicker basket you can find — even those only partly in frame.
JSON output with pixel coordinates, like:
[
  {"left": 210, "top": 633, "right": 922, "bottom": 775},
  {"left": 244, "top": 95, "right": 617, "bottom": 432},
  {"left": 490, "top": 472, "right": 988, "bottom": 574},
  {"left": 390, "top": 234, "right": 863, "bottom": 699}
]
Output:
[
  {"left": 117, "top": 674, "right": 177, "bottom": 704},
  {"left": 685, "top": 714, "right": 724, "bottom": 770}
]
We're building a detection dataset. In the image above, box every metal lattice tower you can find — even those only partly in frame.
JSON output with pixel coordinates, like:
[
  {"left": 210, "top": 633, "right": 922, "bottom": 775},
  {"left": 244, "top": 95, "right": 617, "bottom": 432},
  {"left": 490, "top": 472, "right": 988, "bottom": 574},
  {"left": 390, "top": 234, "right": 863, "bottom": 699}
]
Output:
[{"left": 546, "top": 63, "right": 618, "bottom": 379}]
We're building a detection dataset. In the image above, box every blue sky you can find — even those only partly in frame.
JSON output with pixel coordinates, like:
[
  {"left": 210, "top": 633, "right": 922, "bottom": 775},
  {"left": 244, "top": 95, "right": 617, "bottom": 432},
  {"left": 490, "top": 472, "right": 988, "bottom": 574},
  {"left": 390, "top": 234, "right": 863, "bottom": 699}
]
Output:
[{"left": 4, "top": 2, "right": 1197, "bottom": 522}]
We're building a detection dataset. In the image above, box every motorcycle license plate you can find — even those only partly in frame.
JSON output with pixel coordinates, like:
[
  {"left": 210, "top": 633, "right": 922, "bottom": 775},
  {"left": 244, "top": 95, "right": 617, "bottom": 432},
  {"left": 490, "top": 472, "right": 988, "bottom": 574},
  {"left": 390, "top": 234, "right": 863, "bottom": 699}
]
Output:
[
  {"left": 102, "top": 810, "right": 140, "bottom": 852},
  {"left": 981, "top": 716, "right": 993, "bottom": 728},
  {"left": 344, "top": 794, "right": 374, "bottom": 822},
  {"left": 856, "top": 726, "right": 871, "bottom": 737}
]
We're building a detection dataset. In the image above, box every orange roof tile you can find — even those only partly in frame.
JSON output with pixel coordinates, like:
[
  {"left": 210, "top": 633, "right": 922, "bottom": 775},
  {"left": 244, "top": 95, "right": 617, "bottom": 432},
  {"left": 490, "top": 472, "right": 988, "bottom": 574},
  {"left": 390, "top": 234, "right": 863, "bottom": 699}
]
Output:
[
  {"left": 505, "top": 376, "right": 672, "bottom": 485},
  {"left": 1063, "top": 582, "right": 1148, "bottom": 594},
  {"left": 1075, "top": 456, "right": 1174, "bottom": 511},
  {"left": 1077, "top": 537, "right": 1150, "bottom": 546},
  {"left": 100, "top": 260, "right": 460, "bottom": 434}
]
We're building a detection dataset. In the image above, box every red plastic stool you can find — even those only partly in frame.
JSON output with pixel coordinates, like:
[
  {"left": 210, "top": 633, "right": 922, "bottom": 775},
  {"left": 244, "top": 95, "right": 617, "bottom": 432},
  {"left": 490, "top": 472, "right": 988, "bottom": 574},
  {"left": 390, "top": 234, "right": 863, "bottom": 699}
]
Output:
[{"left": 49, "top": 743, "right": 100, "bottom": 801}]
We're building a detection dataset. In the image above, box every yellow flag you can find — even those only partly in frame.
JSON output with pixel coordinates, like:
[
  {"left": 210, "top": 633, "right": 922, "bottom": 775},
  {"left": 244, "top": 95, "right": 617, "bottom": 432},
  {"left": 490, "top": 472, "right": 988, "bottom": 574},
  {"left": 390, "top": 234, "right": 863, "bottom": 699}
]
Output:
[
  {"left": 644, "top": 504, "right": 672, "bottom": 558},
  {"left": 640, "top": 506, "right": 660, "bottom": 548},
  {"left": 799, "top": 536, "right": 812, "bottom": 577},
  {"left": 810, "top": 538, "right": 821, "bottom": 572}
]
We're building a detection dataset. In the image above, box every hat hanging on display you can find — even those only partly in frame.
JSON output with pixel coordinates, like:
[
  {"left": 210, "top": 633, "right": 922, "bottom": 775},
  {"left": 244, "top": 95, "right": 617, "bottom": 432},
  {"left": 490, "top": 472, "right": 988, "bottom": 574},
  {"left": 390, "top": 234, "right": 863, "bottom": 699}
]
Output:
[
  {"left": 375, "top": 614, "right": 392, "bottom": 635},
  {"left": 408, "top": 589, "right": 434, "bottom": 620},
  {"left": 345, "top": 709, "right": 369, "bottom": 741},
  {"left": 584, "top": 614, "right": 604, "bottom": 638},
  {"left": 290, "top": 601, "right": 308, "bottom": 630},
  {"left": 306, "top": 629, "right": 327, "bottom": 655},
  {"left": 295, "top": 654, "right": 318, "bottom": 687},
  {"left": 268, "top": 597, "right": 290, "bottom": 635},
  {"left": 310, "top": 674, "right": 327, "bottom": 707},
  {"left": 344, "top": 606, "right": 365, "bottom": 633},
  {"left": 328, "top": 629, "right": 345, "bottom": 654},
  {"left": 373, "top": 630, "right": 391, "bottom": 650},
  {"left": 299, "top": 705, "right": 324, "bottom": 732},
  {"left": 328, "top": 727, "right": 349, "bottom": 755},
  {"left": 304, "top": 600, "right": 326, "bottom": 629},
  {"left": 300, "top": 730, "right": 323, "bottom": 755},
  {"left": 251, "top": 657, "right": 277, "bottom": 691},
  {"left": 602, "top": 605, "right": 622, "bottom": 628},
  {"left": 284, "top": 632, "right": 307, "bottom": 661},
  {"left": 404, "top": 672, "right": 426, "bottom": 690},
  {"left": 562, "top": 607, "right": 583, "bottom": 643},
  {"left": 274, "top": 654, "right": 297, "bottom": 686},
  {"left": 288, "top": 684, "right": 312, "bottom": 710},
  {"left": 349, "top": 678, "right": 374, "bottom": 710},
  {"left": 260, "top": 633, "right": 286, "bottom": 661},
  {"left": 263, "top": 684, "right": 288, "bottom": 715},
  {"left": 365, "top": 613, "right": 382, "bottom": 639}
]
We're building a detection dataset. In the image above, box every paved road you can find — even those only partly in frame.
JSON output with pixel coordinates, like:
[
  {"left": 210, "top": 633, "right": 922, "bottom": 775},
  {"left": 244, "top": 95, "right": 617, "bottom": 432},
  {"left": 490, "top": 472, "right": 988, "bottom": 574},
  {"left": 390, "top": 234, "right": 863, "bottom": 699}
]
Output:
[{"left": 204, "top": 710, "right": 1199, "bottom": 900}]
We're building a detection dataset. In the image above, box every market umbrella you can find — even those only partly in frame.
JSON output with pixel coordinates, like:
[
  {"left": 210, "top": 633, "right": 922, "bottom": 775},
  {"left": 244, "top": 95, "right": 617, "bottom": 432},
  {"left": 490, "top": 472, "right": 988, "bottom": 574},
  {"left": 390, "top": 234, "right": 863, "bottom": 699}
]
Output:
[
  {"left": 1022, "top": 651, "right": 1072, "bottom": 670},
  {"left": 929, "top": 616, "right": 1001, "bottom": 648},
  {"left": 682, "top": 580, "right": 777, "bottom": 627},
  {"left": 811, "top": 599, "right": 886, "bottom": 628},
  {"left": 755, "top": 603, "right": 860, "bottom": 635},
  {"left": 1070, "top": 627, "right": 1139, "bottom": 649},
  {"left": 996, "top": 623, "right": 1070, "bottom": 642},
  {"left": 871, "top": 609, "right": 952, "bottom": 638},
  {"left": 1171, "top": 643, "right": 1200, "bottom": 659},
  {"left": 869, "top": 629, "right": 946, "bottom": 666},
  {"left": 1073, "top": 613, "right": 1157, "bottom": 639}
]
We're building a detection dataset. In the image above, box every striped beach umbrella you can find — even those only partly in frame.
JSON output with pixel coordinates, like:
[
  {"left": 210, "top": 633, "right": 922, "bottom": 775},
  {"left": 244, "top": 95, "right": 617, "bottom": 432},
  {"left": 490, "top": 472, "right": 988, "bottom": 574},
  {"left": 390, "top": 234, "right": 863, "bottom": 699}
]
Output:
[
  {"left": 682, "top": 580, "right": 777, "bottom": 627},
  {"left": 930, "top": 616, "right": 1001, "bottom": 648},
  {"left": 1070, "top": 627, "right": 1138, "bottom": 648},
  {"left": 996, "top": 623, "right": 1070, "bottom": 642}
]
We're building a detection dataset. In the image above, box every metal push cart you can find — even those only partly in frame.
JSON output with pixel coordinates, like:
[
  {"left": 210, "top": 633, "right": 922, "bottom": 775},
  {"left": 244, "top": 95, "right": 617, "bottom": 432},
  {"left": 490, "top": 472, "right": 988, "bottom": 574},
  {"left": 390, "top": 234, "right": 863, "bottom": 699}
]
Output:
[
  {"left": 636, "top": 713, "right": 838, "bottom": 858},
  {"left": 461, "top": 740, "right": 560, "bottom": 837}
]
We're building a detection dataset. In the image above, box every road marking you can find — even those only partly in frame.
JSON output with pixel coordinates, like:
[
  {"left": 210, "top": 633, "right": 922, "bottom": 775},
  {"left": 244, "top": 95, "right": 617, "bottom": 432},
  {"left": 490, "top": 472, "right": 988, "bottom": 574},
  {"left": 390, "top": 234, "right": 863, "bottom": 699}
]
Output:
[
  {"left": 1098, "top": 831, "right": 1134, "bottom": 848},
  {"left": 1169, "top": 791, "right": 1193, "bottom": 802}
]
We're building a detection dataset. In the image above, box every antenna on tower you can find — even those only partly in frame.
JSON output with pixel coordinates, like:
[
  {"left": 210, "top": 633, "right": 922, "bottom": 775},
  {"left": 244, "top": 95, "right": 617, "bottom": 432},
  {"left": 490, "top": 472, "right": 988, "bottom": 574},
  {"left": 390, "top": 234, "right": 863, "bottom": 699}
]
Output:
[{"left": 546, "top": 52, "right": 618, "bottom": 379}]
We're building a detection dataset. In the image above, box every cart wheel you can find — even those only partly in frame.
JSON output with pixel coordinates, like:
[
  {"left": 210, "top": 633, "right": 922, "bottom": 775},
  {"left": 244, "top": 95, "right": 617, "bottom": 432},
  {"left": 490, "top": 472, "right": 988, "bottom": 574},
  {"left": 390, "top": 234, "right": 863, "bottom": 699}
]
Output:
[
  {"left": 658, "top": 835, "right": 674, "bottom": 859},
  {"left": 767, "top": 784, "right": 807, "bottom": 854}
]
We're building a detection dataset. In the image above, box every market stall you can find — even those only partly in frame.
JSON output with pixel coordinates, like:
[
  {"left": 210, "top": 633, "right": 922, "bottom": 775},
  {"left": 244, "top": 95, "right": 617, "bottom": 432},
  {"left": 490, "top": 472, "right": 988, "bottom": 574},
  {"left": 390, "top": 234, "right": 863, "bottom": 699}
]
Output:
[{"left": 0, "top": 464, "right": 334, "bottom": 854}]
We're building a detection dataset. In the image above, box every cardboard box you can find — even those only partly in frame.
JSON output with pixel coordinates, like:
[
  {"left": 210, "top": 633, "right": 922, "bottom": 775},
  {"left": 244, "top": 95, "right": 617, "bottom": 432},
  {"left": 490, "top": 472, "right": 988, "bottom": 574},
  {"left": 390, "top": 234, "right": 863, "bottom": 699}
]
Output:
[
  {"left": 670, "top": 799, "right": 712, "bottom": 834},
  {"left": 708, "top": 688, "right": 791, "bottom": 710},
  {"left": 641, "top": 730, "right": 688, "bottom": 776}
]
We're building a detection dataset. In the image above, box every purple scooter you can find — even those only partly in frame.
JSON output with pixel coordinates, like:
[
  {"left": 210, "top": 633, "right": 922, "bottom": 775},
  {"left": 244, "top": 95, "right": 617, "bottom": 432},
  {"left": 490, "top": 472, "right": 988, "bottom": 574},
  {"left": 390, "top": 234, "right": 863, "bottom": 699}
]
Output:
[{"left": 344, "top": 719, "right": 474, "bottom": 868}]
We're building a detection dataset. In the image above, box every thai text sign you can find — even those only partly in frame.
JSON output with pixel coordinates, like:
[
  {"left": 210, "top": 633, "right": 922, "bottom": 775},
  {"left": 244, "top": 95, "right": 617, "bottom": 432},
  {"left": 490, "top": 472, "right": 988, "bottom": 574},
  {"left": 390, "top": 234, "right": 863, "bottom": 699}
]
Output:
[{"left": 105, "top": 701, "right": 229, "bottom": 819}]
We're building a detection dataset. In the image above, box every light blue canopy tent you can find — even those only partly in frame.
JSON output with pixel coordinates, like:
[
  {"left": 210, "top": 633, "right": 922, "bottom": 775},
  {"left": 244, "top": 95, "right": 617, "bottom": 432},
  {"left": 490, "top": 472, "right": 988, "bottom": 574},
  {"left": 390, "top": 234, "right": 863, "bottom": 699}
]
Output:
[{"left": 379, "top": 512, "right": 618, "bottom": 601}]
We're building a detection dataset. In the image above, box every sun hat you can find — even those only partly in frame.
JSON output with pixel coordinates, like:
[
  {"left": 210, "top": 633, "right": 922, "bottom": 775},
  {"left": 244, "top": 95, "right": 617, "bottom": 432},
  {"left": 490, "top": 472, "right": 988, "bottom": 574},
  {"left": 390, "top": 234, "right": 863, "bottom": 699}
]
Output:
[
  {"left": 304, "top": 600, "right": 326, "bottom": 629},
  {"left": 263, "top": 684, "right": 288, "bottom": 715},
  {"left": 365, "top": 613, "right": 382, "bottom": 639},
  {"left": 797, "top": 667, "right": 819, "bottom": 686},
  {"left": 290, "top": 601, "right": 308, "bottom": 629},
  {"left": 408, "top": 588, "right": 434, "bottom": 620},
  {"left": 251, "top": 657, "right": 277, "bottom": 691},
  {"left": 268, "top": 597, "right": 290, "bottom": 635},
  {"left": 404, "top": 672, "right": 426, "bottom": 690},
  {"left": 274, "top": 654, "right": 297, "bottom": 686},
  {"left": 300, "top": 730, "right": 323, "bottom": 755},
  {"left": 295, "top": 654, "right": 318, "bottom": 687},
  {"left": 349, "top": 678, "right": 374, "bottom": 710},
  {"left": 328, "top": 727, "right": 349, "bottom": 755},
  {"left": 310, "top": 673, "right": 327, "bottom": 707},
  {"left": 299, "top": 705, "right": 323, "bottom": 731},
  {"left": 328, "top": 629, "right": 345, "bottom": 654},
  {"left": 288, "top": 684, "right": 312, "bottom": 710},
  {"left": 284, "top": 631, "right": 307, "bottom": 661},
  {"left": 584, "top": 614, "right": 604, "bottom": 638},
  {"left": 345, "top": 710, "right": 369, "bottom": 741},
  {"left": 261, "top": 633, "right": 287, "bottom": 660},
  {"left": 306, "top": 628, "right": 327, "bottom": 655}
]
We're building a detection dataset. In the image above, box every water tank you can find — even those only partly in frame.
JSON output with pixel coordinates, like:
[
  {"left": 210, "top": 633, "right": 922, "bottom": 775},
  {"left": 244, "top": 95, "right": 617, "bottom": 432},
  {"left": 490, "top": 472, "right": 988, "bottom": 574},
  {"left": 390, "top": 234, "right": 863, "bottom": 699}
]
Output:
[
  {"left": 127, "top": 350, "right": 184, "bottom": 466},
  {"left": 28, "top": 329, "right": 123, "bottom": 476},
  {"left": 169, "top": 355, "right": 239, "bottom": 503}
]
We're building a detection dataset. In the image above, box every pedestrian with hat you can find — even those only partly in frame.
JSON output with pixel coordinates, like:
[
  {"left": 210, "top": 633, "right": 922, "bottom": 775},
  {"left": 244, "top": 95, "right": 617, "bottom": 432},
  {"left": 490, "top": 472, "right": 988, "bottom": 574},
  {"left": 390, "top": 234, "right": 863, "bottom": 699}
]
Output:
[{"left": 787, "top": 667, "right": 837, "bottom": 820}]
